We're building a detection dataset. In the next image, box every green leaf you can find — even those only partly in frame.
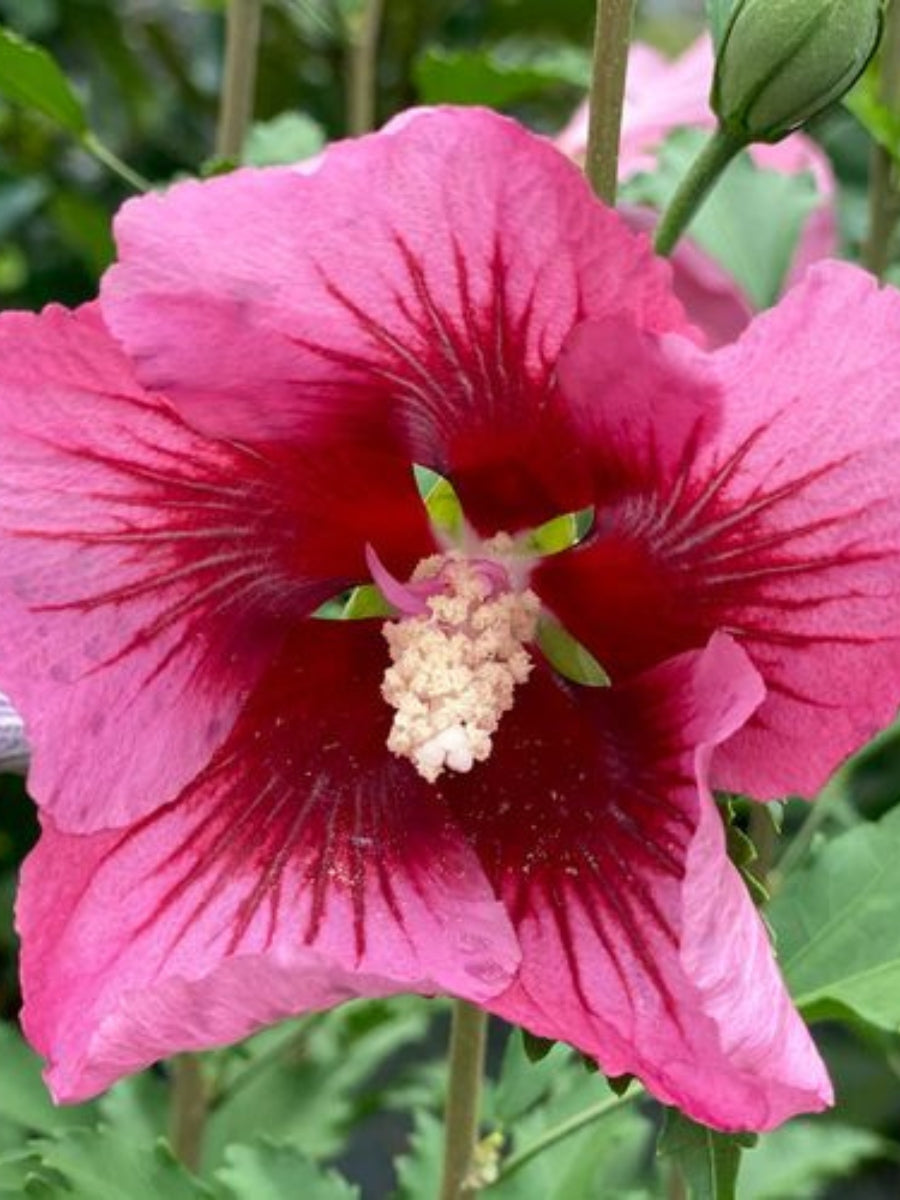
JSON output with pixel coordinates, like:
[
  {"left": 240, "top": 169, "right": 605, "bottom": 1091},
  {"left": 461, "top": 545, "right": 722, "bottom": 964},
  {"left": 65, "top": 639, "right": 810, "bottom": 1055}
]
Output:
[
  {"left": 242, "top": 112, "right": 326, "bottom": 167},
  {"left": 205, "top": 999, "right": 435, "bottom": 1165},
  {"left": 0, "top": 1024, "right": 98, "bottom": 1140},
  {"left": 29, "top": 1131, "right": 211, "bottom": 1200},
  {"left": 0, "top": 1150, "right": 49, "bottom": 1194},
  {"left": 845, "top": 64, "right": 900, "bottom": 162},
  {"left": 492, "top": 1035, "right": 573, "bottom": 1124},
  {"left": 658, "top": 1111, "right": 754, "bottom": 1200},
  {"left": 736, "top": 1119, "right": 888, "bottom": 1200},
  {"left": 97, "top": 1071, "right": 169, "bottom": 1145},
  {"left": 414, "top": 41, "right": 590, "bottom": 108},
  {"left": 48, "top": 192, "right": 114, "bottom": 276},
  {"left": 0, "top": 27, "right": 87, "bottom": 136},
  {"left": 722, "top": 802, "right": 768, "bottom": 907},
  {"left": 769, "top": 804, "right": 900, "bottom": 1031},
  {"left": 392, "top": 1110, "right": 444, "bottom": 1200},
  {"left": 621, "top": 128, "right": 818, "bottom": 308},
  {"left": 489, "top": 1052, "right": 651, "bottom": 1199},
  {"left": 215, "top": 1140, "right": 359, "bottom": 1199}
]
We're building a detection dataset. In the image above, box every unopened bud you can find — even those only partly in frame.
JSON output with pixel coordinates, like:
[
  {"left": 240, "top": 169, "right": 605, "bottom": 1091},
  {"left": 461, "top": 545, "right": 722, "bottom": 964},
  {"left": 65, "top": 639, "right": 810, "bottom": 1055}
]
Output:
[{"left": 712, "top": 0, "right": 884, "bottom": 143}]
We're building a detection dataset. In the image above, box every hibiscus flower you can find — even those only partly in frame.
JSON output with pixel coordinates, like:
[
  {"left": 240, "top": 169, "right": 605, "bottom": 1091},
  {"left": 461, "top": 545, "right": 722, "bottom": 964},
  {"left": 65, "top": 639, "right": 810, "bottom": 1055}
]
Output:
[
  {"left": 557, "top": 35, "right": 838, "bottom": 345},
  {"left": 1, "top": 107, "right": 898, "bottom": 1132}
]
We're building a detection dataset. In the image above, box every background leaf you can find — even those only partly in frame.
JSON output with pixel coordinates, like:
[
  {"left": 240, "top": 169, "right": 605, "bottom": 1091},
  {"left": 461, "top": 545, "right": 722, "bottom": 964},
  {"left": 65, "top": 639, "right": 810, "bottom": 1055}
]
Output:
[
  {"left": 215, "top": 1140, "right": 359, "bottom": 1200},
  {"left": 0, "top": 1024, "right": 97, "bottom": 1140},
  {"left": 736, "top": 1119, "right": 889, "bottom": 1199},
  {"left": 770, "top": 805, "right": 900, "bottom": 1031},
  {"left": 242, "top": 111, "right": 326, "bottom": 166},
  {"left": 27, "top": 1131, "right": 211, "bottom": 1200},
  {"left": 658, "top": 1110, "right": 754, "bottom": 1200},
  {"left": 845, "top": 65, "right": 900, "bottom": 163},
  {"left": 414, "top": 42, "right": 589, "bottom": 108},
  {"left": 0, "top": 26, "right": 87, "bottom": 135},
  {"left": 621, "top": 128, "right": 818, "bottom": 308}
]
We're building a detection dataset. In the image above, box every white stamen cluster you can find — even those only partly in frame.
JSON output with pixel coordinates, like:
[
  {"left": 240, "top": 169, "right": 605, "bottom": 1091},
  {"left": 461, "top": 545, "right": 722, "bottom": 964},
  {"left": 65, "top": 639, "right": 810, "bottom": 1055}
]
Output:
[{"left": 381, "top": 556, "right": 540, "bottom": 783}]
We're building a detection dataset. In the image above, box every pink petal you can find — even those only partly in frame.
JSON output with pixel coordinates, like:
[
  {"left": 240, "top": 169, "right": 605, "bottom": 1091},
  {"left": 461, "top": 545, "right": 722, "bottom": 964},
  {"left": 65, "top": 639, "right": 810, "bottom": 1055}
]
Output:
[
  {"left": 0, "top": 305, "right": 432, "bottom": 832},
  {"left": 450, "top": 635, "right": 831, "bottom": 1130},
  {"left": 17, "top": 619, "right": 519, "bottom": 1101},
  {"left": 100, "top": 107, "right": 690, "bottom": 532},
  {"left": 702, "top": 264, "right": 900, "bottom": 796},
  {"left": 544, "top": 264, "right": 900, "bottom": 799}
]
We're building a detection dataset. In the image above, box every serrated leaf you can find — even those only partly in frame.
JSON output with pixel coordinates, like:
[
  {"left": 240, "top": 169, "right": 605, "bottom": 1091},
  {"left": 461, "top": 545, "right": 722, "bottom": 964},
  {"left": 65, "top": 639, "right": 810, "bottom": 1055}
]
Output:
[
  {"left": 206, "top": 999, "right": 435, "bottom": 1165},
  {"left": 215, "top": 1139, "right": 359, "bottom": 1199},
  {"left": 0, "top": 1150, "right": 45, "bottom": 1192},
  {"left": 621, "top": 128, "right": 818, "bottom": 308},
  {"left": 658, "top": 1110, "right": 753, "bottom": 1200},
  {"left": 0, "top": 27, "right": 87, "bottom": 136},
  {"left": 0, "top": 1024, "right": 97, "bottom": 1139},
  {"left": 392, "top": 1110, "right": 443, "bottom": 1200},
  {"left": 30, "top": 1131, "right": 211, "bottom": 1200},
  {"left": 736, "top": 1119, "right": 887, "bottom": 1200},
  {"left": 769, "top": 804, "right": 900, "bottom": 1031},
  {"left": 492, "top": 1035, "right": 572, "bottom": 1124},
  {"left": 97, "top": 1070, "right": 169, "bottom": 1145},
  {"left": 414, "top": 41, "right": 590, "bottom": 108}
]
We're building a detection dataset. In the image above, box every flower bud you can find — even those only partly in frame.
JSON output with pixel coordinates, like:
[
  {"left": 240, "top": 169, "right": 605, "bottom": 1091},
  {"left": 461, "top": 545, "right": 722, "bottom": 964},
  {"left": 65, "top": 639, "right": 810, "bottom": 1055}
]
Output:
[{"left": 712, "top": 0, "right": 884, "bottom": 143}]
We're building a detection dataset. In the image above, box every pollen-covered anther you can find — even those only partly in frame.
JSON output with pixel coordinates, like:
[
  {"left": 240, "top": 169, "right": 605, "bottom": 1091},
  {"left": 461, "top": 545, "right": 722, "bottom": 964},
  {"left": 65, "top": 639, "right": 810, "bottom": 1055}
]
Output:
[{"left": 381, "top": 556, "right": 540, "bottom": 782}]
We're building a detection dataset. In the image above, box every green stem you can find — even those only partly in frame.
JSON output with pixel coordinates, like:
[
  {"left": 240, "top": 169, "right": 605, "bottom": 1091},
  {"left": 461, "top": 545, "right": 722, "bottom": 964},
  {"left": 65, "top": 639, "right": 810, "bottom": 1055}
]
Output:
[
  {"left": 491, "top": 1088, "right": 641, "bottom": 1186},
  {"left": 439, "top": 1001, "right": 489, "bottom": 1200},
  {"left": 216, "top": 0, "right": 263, "bottom": 160},
  {"left": 585, "top": 0, "right": 638, "bottom": 203},
  {"left": 169, "top": 1055, "right": 208, "bottom": 1173},
  {"left": 653, "top": 127, "right": 744, "bottom": 256},
  {"left": 346, "top": 0, "right": 385, "bottom": 135},
  {"left": 667, "top": 1164, "right": 688, "bottom": 1200},
  {"left": 863, "top": 0, "right": 900, "bottom": 277},
  {"left": 82, "top": 133, "right": 151, "bottom": 192}
]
